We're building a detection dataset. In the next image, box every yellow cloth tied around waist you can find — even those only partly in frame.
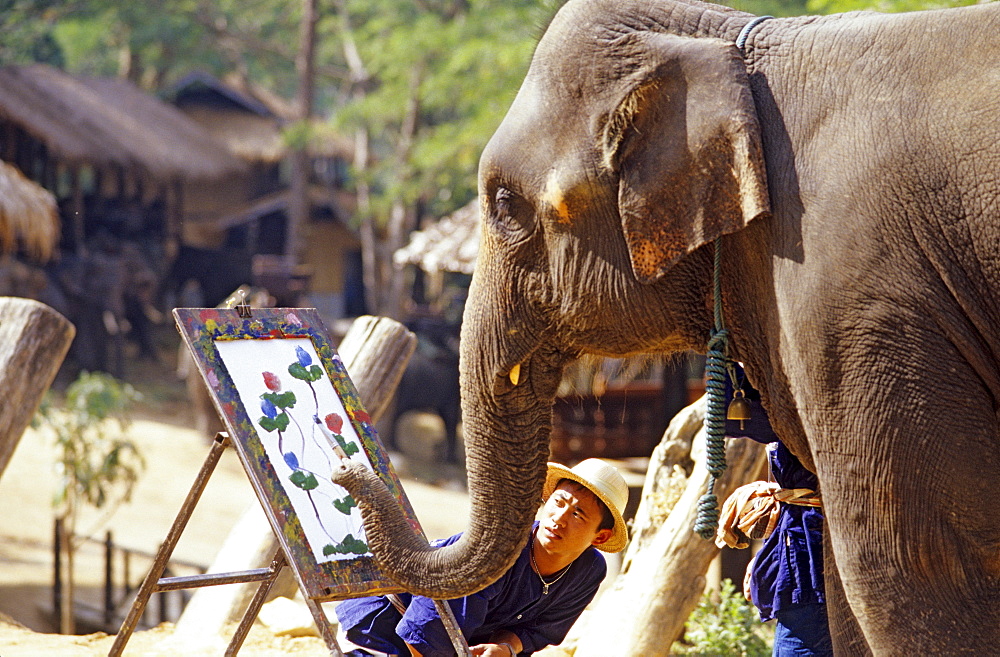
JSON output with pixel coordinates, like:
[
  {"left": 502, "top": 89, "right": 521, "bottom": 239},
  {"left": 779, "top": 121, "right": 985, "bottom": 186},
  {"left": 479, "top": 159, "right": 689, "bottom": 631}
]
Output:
[{"left": 714, "top": 481, "right": 822, "bottom": 549}]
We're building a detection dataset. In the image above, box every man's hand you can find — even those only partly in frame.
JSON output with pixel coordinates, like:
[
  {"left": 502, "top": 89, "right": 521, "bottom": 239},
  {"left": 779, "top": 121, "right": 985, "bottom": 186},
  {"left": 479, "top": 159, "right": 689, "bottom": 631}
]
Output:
[{"left": 470, "top": 644, "right": 515, "bottom": 657}]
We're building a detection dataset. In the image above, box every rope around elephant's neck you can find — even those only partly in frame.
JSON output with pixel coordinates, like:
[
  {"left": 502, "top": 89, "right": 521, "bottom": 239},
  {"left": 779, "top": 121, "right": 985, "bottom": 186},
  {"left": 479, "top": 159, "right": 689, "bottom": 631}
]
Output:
[
  {"left": 694, "top": 239, "right": 731, "bottom": 540},
  {"left": 693, "top": 14, "right": 774, "bottom": 541}
]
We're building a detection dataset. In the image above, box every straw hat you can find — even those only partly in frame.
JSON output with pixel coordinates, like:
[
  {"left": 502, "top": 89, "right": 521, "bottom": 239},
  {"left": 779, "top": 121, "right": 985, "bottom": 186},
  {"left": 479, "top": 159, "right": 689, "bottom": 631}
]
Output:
[{"left": 542, "top": 458, "right": 629, "bottom": 553}]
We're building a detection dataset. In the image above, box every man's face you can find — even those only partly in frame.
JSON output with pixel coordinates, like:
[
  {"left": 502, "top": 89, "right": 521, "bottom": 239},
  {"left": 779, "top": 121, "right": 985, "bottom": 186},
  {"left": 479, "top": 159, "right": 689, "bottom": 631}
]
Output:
[{"left": 536, "top": 481, "right": 613, "bottom": 558}]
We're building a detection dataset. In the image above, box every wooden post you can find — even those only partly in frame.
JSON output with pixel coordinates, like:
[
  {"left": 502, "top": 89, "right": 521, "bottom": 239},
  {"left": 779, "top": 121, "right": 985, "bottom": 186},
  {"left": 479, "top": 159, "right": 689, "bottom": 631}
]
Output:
[
  {"left": 171, "top": 315, "right": 415, "bottom": 640},
  {"left": 564, "top": 396, "right": 768, "bottom": 657},
  {"left": 0, "top": 297, "right": 75, "bottom": 480}
]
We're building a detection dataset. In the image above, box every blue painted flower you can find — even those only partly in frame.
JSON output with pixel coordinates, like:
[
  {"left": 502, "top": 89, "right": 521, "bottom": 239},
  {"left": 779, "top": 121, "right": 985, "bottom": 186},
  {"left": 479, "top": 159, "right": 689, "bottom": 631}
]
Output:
[
  {"left": 261, "top": 397, "right": 278, "bottom": 419},
  {"left": 295, "top": 346, "right": 312, "bottom": 367},
  {"left": 283, "top": 451, "right": 300, "bottom": 470}
]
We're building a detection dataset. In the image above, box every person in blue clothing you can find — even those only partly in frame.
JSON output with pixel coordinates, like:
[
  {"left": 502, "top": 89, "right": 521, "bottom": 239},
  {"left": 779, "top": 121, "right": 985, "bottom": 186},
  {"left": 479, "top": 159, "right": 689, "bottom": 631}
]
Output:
[
  {"left": 748, "top": 439, "right": 830, "bottom": 656},
  {"left": 717, "top": 366, "right": 832, "bottom": 657},
  {"left": 336, "top": 458, "right": 630, "bottom": 657}
]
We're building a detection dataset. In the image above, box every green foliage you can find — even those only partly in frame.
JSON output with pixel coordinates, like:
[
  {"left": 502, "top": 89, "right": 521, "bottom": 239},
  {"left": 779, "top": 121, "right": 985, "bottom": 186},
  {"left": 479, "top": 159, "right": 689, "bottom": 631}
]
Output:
[
  {"left": 673, "top": 579, "right": 772, "bottom": 657},
  {"left": 335, "top": 0, "right": 564, "bottom": 222},
  {"left": 806, "top": 0, "right": 977, "bottom": 14},
  {"left": 35, "top": 371, "right": 144, "bottom": 515}
]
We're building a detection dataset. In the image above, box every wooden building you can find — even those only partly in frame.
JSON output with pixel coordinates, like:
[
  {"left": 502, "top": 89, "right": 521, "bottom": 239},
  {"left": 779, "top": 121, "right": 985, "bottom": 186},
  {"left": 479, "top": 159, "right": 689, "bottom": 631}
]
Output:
[
  {"left": 167, "top": 72, "right": 363, "bottom": 318},
  {"left": 0, "top": 64, "right": 244, "bottom": 262}
]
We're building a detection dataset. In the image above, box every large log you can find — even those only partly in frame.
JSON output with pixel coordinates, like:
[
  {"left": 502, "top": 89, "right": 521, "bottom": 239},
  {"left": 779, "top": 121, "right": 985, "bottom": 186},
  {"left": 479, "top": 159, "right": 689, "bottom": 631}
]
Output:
[
  {"left": 170, "top": 315, "right": 415, "bottom": 643},
  {"left": 565, "top": 395, "right": 768, "bottom": 657},
  {"left": 0, "top": 297, "right": 74, "bottom": 480}
]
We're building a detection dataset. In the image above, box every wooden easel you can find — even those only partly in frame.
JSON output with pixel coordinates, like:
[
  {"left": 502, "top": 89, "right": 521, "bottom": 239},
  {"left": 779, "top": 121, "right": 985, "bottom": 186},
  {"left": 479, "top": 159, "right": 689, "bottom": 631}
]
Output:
[
  {"left": 109, "top": 431, "right": 471, "bottom": 657},
  {"left": 110, "top": 306, "right": 472, "bottom": 657}
]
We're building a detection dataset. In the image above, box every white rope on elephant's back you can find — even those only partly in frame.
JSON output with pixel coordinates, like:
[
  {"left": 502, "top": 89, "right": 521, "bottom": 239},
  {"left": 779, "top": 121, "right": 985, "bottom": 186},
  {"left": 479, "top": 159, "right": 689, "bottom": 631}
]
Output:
[{"left": 694, "top": 238, "right": 731, "bottom": 540}]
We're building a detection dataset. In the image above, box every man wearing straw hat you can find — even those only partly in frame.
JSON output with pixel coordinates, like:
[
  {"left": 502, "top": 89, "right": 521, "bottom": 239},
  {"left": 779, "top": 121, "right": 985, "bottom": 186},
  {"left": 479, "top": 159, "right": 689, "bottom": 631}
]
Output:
[{"left": 337, "top": 458, "right": 629, "bottom": 657}]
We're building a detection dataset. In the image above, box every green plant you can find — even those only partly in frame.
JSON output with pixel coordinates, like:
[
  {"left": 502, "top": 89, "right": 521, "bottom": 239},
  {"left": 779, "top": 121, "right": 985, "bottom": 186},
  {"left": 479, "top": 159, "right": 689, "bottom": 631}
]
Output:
[
  {"left": 34, "top": 371, "right": 144, "bottom": 633},
  {"left": 673, "top": 578, "right": 773, "bottom": 657}
]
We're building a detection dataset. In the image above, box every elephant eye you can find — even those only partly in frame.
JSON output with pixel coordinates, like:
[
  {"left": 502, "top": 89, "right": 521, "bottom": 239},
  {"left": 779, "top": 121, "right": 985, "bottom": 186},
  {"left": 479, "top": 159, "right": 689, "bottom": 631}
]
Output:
[{"left": 490, "top": 186, "right": 534, "bottom": 240}]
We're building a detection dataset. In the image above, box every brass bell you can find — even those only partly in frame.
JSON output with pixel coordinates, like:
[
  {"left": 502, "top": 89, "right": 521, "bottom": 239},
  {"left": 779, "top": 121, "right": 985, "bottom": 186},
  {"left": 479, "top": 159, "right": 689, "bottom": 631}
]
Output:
[{"left": 727, "top": 389, "right": 752, "bottom": 430}]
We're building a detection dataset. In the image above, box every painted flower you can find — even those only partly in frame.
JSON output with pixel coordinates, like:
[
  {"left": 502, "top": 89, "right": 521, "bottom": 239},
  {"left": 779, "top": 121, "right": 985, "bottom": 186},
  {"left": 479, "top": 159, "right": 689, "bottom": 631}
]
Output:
[
  {"left": 295, "top": 346, "right": 312, "bottom": 367},
  {"left": 283, "top": 451, "right": 300, "bottom": 470},
  {"left": 263, "top": 371, "right": 281, "bottom": 391},
  {"left": 261, "top": 397, "right": 278, "bottom": 419},
  {"left": 325, "top": 413, "right": 343, "bottom": 434}
]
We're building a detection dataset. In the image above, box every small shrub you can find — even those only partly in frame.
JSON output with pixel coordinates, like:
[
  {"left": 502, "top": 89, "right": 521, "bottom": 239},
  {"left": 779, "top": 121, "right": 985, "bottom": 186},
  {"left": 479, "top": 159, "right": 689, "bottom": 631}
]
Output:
[
  {"left": 34, "top": 371, "right": 144, "bottom": 633},
  {"left": 38, "top": 371, "right": 145, "bottom": 516},
  {"left": 673, "top": 578, "right": 772, "bottom": 657}
]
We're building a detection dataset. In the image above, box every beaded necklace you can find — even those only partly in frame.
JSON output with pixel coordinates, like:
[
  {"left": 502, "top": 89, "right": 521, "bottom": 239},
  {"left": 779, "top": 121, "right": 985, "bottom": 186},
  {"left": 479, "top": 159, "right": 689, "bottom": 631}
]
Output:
[{"left": 529, "top": 529, "right": 571, "bottom": 595}]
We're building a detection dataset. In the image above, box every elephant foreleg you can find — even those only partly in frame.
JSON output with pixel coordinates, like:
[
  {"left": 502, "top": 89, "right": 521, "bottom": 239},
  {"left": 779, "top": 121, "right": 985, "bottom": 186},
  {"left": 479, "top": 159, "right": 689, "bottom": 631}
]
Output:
[
  {"left": 822, "top": 531, "right": 872, "bottom": 656},
  {"left": 815, "top": 411, "right": 1000, "bottom": 653}
]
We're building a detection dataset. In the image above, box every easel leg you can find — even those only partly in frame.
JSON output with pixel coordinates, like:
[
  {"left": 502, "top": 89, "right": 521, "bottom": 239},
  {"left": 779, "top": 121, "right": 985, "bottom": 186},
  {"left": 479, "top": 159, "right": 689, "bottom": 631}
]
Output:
[
  {"left": 108, "top": 432, "right": 230, "bottom": 657},
  {"left": 434, "top": 599, "right": 472, "bottom": 657},
  {"left": 225, "top": 547, "right": 287, "bottom": 656},
  {"left": 303, "top": 597, "right": 343, "bottom": 657}
]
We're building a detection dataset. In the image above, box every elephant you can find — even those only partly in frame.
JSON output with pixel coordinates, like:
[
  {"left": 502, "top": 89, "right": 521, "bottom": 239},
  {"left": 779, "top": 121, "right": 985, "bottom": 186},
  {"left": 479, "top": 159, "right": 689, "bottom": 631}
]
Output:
[
  {"left": 331, "top": 0, "right": 1000, "bottom": 653},
  {"left": 385, "top": 333, "right": 462, "bottom": 463}
]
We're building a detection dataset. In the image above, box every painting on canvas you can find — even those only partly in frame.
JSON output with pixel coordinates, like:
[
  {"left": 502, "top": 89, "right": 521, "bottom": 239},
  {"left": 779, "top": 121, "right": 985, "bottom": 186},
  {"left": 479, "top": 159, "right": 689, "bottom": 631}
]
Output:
[{"left": 173, "top": 307, "right": 419, "bottom": 600}]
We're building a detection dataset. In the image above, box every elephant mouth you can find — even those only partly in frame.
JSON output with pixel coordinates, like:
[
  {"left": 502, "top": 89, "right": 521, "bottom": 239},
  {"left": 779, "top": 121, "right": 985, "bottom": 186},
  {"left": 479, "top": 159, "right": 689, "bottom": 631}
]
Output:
[{"left": 493, "top": 340, "right": 577, "bottom": 400}]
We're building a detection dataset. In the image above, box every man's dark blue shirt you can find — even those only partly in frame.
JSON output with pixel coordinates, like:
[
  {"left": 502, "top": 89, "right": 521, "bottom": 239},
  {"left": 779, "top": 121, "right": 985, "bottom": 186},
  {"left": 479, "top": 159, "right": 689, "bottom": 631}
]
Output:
[{"left": 336, "top": 521, "right": 606, "bottom": 656}]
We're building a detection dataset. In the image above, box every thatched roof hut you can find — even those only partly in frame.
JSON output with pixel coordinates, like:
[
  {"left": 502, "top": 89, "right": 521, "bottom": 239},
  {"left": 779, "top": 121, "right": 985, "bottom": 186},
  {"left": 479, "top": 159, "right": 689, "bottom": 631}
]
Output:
[
  {"left": 167, "top": 72, "right": 353, "bottom": 164},
  {"left": 0, "top": 160, "right": 58, "bottom": 261},
  {"left": 394, "top": 200, "right": 480, "bottom": 275},
  {"left": 0, "top": 65, "right": 244, "bottom": 180}
]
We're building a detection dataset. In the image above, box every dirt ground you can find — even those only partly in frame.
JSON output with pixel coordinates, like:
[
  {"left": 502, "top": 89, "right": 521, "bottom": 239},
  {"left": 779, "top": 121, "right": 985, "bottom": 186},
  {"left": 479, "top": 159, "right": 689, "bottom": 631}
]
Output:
[{"left": 0, "top": 338, "right": 474, "bottom": 656}]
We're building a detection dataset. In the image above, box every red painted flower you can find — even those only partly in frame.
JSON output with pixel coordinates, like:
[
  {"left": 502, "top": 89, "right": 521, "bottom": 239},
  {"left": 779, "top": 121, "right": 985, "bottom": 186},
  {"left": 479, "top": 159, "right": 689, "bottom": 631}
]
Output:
[
  {"left": 263, "top": 371, "right": 281, "bottom": 391},
  {"left": 325, "top": 413, "right": 344, "bottom": 434}
]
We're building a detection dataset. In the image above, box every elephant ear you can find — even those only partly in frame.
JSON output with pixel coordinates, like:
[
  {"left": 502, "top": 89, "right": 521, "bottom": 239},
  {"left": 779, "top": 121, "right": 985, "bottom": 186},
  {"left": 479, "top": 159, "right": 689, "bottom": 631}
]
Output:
[{"left": 598, "top": 32, "right": 770, "bottom": 283}]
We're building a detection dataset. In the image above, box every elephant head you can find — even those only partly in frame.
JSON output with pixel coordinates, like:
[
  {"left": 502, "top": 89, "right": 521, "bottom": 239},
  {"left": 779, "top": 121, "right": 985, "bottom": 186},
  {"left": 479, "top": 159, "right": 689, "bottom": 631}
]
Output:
[{"left": 332, "top": 0, "right": 769, "bottom": 598}]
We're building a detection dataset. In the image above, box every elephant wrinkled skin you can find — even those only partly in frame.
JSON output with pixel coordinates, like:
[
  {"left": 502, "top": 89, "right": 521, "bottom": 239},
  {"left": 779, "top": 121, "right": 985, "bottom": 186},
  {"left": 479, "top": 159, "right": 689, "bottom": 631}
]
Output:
[{"left": 332, "top": 0, "right": 1000, "bottom": 653}]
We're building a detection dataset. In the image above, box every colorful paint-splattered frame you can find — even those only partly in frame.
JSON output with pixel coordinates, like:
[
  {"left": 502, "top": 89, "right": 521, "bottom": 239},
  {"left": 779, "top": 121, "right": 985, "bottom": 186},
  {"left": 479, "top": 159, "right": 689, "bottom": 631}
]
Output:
[{"left": 173, "top": 307, "right": 420, "bottom": 601}]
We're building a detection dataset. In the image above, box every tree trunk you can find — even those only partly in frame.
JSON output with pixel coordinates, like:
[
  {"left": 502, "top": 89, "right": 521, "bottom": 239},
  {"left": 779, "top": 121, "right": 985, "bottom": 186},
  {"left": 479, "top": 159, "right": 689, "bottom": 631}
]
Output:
[
  {"left": 285, "top": 0, "right": 318, "bottom": 262},
  {"left": 171, "top": 315, "right": 415, "bottom": 641},
  {"left": 379, "top": 69, "right": 422, "bottom": 320},
  {"left": 0, "top": 297, "right": 75, "bottom": 480},
  {"left": 564, "top": 395, "right": 768, "bottom": 657}
]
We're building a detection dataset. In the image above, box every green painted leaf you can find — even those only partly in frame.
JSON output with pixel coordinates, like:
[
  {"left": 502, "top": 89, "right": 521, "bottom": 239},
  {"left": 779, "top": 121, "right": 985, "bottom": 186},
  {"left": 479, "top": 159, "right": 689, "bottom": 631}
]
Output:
[
  {"left": 339, "top": 533, "right": 369, "bottom": 554},
  {"left": 289, "top": 470, "right": 319, "bottom": 490},
  {"left": 261, "top": 390, "right": 296, "bottom": 409},
  {"left": 259, "top": 412, "right": 289, "bottom": 432},
  {"left": 333, "top": 495, "right": 357, "bottom": 515},
  {"left": 324, "top": 533, "right": 369, "bottom": 555},
  {"left": 334, "top": 433, "right": 360, "bottom": 457},
  {"left": 307, "top": 364, "right": 323, "bottom": 381},
  {"left": 288, "top": 363, "right": 309, "bottom": 380}
]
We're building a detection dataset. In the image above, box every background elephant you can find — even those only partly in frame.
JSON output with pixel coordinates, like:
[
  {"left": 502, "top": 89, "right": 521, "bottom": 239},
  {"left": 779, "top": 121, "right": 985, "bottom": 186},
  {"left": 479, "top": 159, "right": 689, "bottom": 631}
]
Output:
[
  {"left": 385, "top": 332, "right": 462, "bottom": 463},
  {"left": 333, "top": 0, "right": 1000, "bottom": 653}
]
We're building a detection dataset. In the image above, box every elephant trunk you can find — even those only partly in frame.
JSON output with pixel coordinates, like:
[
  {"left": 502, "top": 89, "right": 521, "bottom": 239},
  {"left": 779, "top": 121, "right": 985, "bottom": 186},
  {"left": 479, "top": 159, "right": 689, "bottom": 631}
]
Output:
[{"left": 331, "top": 300, "right": 559, "bottom": 599}]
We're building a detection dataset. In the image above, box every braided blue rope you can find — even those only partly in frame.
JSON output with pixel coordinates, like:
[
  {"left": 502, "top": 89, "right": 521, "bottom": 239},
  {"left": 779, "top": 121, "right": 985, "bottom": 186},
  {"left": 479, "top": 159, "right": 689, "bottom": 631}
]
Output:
[{"left": 694, "top": 239, "right": 730, "bottom": 539}]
